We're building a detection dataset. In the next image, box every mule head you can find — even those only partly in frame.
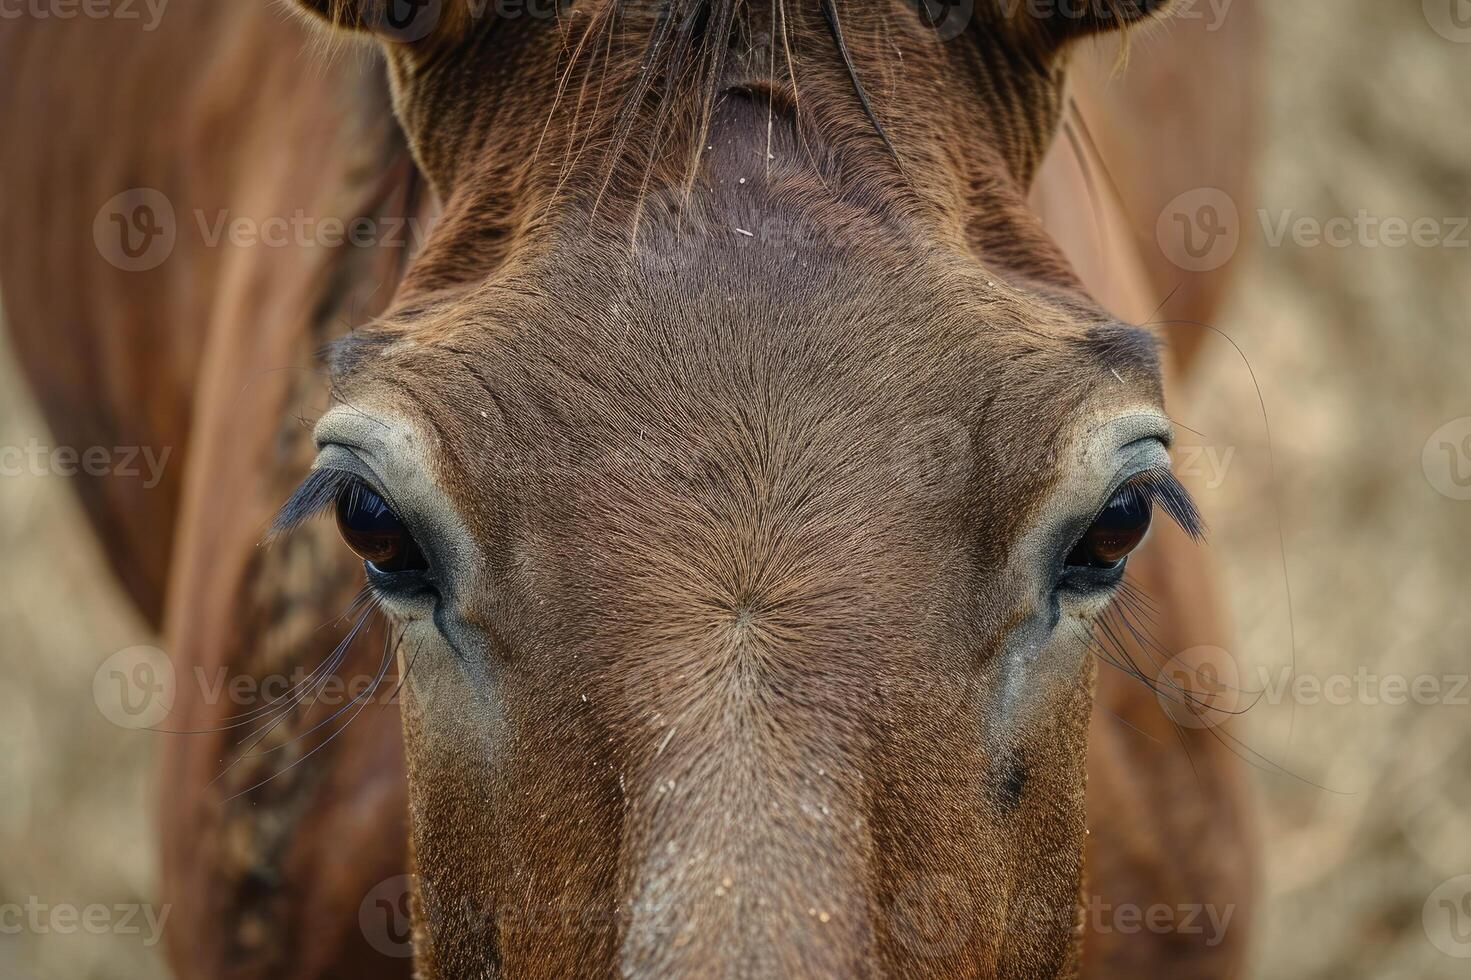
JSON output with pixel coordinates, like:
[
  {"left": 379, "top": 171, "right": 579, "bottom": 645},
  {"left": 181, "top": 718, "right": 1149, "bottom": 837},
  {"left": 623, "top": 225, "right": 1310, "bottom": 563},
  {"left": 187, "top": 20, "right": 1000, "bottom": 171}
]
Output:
[{"left": 279, "top": 1, "right": 1190, "bottom": 977}]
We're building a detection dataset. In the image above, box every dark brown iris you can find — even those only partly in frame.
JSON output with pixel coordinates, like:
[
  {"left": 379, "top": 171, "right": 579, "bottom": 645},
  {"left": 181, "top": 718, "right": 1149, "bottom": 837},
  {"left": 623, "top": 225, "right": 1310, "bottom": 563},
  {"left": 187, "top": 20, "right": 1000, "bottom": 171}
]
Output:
[
  {"left": 1067, "top": 485, "right": 1153, "bottom": 569},
  {"left": 335, "top": 481, "right": 428, "bottom": 573}
]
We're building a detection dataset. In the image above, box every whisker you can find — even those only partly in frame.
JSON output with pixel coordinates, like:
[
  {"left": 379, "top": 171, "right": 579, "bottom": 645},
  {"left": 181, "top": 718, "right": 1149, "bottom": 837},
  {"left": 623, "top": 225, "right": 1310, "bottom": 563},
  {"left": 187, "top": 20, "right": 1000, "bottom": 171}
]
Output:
[
  {"left": 223, "top": 634, "right": 420, "bottom": 804},
  {"left": 206, "top": 600, "right": 379, "bottom": 785},
  {"left": 237, "top": 617, "right": 403, "bottom": 760},
  {"left": 150, "top": 595, "right": 379, "bottom": 736},
  {"left": 1081, "top": 585, "right": 1341, "bottom": 793}
]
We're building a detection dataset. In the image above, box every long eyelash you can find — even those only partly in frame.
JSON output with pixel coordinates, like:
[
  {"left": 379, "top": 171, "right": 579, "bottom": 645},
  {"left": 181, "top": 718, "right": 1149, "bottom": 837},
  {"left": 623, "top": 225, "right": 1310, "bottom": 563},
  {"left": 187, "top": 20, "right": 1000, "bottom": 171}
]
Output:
[
  {"left": 1120, "top": 467, "right": 1206, "bottom": 542},
  {"left": 268, "top": 467, "right": 359, "bottom": 540}
]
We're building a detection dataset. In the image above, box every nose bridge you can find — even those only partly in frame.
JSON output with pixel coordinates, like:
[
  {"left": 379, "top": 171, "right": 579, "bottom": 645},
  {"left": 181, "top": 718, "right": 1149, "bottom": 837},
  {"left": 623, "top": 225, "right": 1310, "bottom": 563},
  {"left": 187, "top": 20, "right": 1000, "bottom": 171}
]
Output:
[
  {"left": 585, "top": 381, "right": 937, "bottom": 976},
  {"left": 616, "top": 616, "right": 880, "bottom": 978}
]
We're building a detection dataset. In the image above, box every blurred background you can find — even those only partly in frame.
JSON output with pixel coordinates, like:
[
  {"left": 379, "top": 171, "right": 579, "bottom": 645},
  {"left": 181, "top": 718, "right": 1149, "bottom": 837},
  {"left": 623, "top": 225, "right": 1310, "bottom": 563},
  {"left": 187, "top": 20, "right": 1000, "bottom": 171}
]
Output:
[{"left": 2, "top": 1, "right": 1470, "bottom": 977}]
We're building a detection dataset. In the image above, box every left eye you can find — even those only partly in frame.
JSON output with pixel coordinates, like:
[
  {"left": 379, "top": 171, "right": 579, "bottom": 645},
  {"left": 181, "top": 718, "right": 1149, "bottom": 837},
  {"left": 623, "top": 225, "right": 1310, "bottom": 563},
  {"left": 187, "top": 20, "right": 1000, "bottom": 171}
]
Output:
[
  {"left": 335, "top": 480, "right": 429, "bottom": 574},
  {"left": 1066, "top": 483, "right": 1153, "bottom": 570}
]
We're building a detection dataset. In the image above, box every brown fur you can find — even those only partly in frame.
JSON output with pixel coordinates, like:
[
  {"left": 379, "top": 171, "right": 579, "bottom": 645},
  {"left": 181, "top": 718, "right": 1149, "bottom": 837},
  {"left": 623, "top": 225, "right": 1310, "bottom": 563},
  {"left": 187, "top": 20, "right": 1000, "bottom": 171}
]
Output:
[{"left": 0, "top": 0, "right": 1256, "bottom": 976}]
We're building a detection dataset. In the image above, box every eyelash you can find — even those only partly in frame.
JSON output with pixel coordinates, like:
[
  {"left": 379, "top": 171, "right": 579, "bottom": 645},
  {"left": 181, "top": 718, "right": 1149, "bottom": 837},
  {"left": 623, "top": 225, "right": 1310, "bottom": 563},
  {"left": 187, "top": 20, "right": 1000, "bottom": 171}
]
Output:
[
  {"left": 1110, "top": 467, "right": 1206, "bottom": 543},
  {"left": 268, "top": 466, "right": 366, "bottom": 539}
]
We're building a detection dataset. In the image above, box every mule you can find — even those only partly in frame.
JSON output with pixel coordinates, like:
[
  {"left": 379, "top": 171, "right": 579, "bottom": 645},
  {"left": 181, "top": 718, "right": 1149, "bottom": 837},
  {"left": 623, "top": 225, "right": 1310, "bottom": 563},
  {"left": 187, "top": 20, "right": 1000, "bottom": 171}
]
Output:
[{"left": 0, "top": 0, "right": 1257, "bottom": 976}]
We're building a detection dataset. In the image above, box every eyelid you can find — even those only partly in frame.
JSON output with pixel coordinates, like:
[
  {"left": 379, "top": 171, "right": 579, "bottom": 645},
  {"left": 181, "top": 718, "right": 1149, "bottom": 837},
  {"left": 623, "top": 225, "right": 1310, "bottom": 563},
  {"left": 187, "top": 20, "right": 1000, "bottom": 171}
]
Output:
[
  {"left": 267, "top": 448, "right": 410, "bottom": 543},
  {"left": 268, "top": 466, "right": 359, "bottom": 541},
  {"left": 1111, "top": 465, "right": 1206, "bottom": 542}
]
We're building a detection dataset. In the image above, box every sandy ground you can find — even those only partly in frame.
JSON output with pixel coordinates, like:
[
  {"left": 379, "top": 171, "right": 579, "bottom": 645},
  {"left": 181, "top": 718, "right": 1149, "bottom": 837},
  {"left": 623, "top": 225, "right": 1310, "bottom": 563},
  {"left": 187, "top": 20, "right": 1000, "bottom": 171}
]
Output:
[{"left": 2, "top": 2, "right": 1470, "bottom": 978}]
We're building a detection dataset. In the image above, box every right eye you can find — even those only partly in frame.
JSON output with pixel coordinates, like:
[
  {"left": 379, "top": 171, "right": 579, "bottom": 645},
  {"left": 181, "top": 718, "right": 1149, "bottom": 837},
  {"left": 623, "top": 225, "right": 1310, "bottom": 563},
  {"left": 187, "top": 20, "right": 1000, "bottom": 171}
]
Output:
[
  {"left": 335, "top": 480, "right": 428, "bottom": 574},
  {"left": 1065, "top": 481, "right": 1154, "bottom": 571}
]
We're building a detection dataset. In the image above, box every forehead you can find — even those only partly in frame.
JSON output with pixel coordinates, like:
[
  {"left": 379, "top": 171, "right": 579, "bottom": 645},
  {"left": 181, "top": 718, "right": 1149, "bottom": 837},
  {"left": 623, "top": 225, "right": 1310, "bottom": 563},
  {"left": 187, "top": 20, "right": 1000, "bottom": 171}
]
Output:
[{"left": 329, "top": 237, "right": 1162, "bottom": 521}]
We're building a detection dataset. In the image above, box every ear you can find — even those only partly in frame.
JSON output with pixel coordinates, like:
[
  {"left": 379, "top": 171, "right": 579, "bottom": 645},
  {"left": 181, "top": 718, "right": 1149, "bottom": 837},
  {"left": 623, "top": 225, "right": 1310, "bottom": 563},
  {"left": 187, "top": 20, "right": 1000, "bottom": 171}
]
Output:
[
  {"left": 1000, "top": 0, "right": 1176, "bottom": 49},
  {"left": 289, "top": 0, "right": 476, "bottom": 49}
]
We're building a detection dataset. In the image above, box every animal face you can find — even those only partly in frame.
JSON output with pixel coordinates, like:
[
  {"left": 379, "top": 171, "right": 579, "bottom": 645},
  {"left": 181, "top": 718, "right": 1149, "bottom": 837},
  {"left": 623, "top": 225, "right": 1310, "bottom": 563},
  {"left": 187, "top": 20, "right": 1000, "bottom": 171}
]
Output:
[{"left": 279, "top": 1, "right": 1187, "bottom": 976}]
